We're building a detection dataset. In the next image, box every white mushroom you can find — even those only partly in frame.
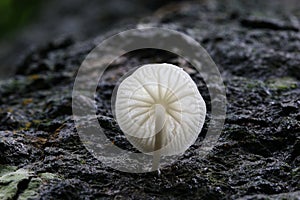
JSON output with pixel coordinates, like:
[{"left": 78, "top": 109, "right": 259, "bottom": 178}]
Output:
[{"left": 115, "top": 63, "right": 206, "bottom": 171}]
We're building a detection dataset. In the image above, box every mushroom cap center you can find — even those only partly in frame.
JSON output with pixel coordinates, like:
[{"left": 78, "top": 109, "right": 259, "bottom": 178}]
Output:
[
  {"left": 153, "top": 104, "right": 166, "bottom": 134},
  {"left": 115, "top": 63, "right": 206, "bottom": 156}
]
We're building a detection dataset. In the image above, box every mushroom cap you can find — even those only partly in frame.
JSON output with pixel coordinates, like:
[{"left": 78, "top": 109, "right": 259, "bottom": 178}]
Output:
[{"left": 115, "top": 63, "right": 206, "bottom": 156}]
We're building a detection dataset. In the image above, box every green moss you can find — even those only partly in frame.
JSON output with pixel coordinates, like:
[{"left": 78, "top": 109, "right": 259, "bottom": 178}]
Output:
[
  {"left": 267, "top": 77, "right": 298, "bottom": 91},
  {"left": 0, "top": 165, "right": 17, "bottom": 176},
  {"left": 18, "top": 177, "right": 41, "bottom": 200},
  {"left": 246, "top": 80, "right": 263, "bottom": 89},
  {"left": 80, "top": 159, "right": 87, "bottom": 164},
  {"left": 0, "top": 169, "right": 31, "bottom": 200},
  {"left": 0, "top": 166, "right": 60, "bottom": 200},
  {"left": 39, "top": 172, "right": 59, "bottom": 180}
]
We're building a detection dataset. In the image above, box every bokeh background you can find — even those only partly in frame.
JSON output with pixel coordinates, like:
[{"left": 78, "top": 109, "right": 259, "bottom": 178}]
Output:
[
  {"left": 0, "top": 0, "right": 182, "bottom": 79},
  {"left": 1, "top": 0, "right": 299, "bottom": 80}
]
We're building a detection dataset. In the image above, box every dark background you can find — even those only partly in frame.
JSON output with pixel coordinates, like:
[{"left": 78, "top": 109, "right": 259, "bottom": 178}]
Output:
[
  {"left": 0, "top": 0, "right": 181, "bottom": 79},
  {"left": 1, "top": 0, "right": 299, "bottom": 80}
]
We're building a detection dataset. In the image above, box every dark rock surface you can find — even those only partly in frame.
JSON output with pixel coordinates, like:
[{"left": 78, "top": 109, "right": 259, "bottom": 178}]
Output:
[{"left": 0, "top": 0, "right": 300, "bottom": 199}]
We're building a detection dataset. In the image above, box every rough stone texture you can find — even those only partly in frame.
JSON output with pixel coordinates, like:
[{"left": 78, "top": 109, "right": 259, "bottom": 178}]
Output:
[{"left": 0, "top": 0, "right": 299, "bottom": 199}]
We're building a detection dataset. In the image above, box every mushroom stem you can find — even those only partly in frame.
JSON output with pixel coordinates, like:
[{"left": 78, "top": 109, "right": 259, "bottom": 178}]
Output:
[{"left": 152, "top": 104, "right": 165, "bottom": 171}]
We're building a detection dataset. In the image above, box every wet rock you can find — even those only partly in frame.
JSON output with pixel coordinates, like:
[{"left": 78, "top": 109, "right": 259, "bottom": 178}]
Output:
[
  {"left": 280, "top": 101, "right": 298, "bottom": 116},
  {"left": 16, "top": 37, "right": 74, "bottom": 76},
  {"left": 0, "top": 0, "right": 300, "bottom": 199},
  {"left": 237, "top": 191, "right": 300, "bottom": 200},
  {"left": 240, "top": 17, "right": 299, "bottom": 31},
  {"left": 0, "top": 131, "right": 43, "bottom": 166},
  {"left": 38, "top": 179, "right": 95, "bottom": 199}
]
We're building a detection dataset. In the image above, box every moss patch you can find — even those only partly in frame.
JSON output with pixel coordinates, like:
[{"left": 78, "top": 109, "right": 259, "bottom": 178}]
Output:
[
  {"left": 0, "top": 166, "right": 59, "bottom": 200},
  {"left": 267, "top": 77, "right": 298, "bottom": 91}
]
